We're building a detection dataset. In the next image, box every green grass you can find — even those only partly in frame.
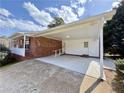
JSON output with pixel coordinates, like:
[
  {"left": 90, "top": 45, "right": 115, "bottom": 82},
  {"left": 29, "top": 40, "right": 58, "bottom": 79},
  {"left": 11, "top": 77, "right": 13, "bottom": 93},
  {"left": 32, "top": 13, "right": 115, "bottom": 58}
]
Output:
[{"left": 116, "top": 59, "right": 124, "bottom": 70}]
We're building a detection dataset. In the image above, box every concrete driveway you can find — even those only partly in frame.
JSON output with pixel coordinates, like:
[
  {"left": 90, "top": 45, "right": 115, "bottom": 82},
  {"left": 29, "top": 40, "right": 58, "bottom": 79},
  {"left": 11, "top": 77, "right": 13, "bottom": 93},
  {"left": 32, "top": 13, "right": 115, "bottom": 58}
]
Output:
[{"left": 0, "top": 60, "right": 83, "bottom": 93}]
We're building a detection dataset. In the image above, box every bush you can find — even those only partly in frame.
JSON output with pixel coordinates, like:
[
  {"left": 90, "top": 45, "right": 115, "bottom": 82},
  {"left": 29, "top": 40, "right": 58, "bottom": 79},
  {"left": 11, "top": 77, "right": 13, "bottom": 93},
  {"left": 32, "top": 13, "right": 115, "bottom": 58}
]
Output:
[
  {"left": 0, "top": 45, "right": 11, "bottom": 66},
  {"left": 116, "top": 59, "right": 124, "bottom": 70}
]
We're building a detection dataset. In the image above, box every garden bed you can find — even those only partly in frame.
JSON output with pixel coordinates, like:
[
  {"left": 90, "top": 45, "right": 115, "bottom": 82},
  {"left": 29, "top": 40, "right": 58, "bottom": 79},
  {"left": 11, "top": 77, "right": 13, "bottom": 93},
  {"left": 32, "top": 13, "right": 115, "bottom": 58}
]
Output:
[
  {"left": 0, "top": 51, "right": 8, "bottom": 61},
  {"left": 0, "top": 46, "right": 17, "bottom": 66}
]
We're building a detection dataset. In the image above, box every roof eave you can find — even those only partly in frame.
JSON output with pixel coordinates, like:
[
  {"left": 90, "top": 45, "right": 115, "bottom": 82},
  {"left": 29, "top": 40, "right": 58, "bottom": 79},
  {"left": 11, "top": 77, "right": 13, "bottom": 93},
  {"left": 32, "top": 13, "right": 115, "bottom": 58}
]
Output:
[{"left": 33, "top": 10, "right": 116, "bottom": 37}]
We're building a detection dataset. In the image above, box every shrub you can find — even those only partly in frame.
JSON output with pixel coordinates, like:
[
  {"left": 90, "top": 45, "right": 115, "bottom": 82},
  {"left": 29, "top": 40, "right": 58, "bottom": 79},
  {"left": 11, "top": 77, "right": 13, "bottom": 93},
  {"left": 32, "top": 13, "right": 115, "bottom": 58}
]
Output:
[
  {"left": 0, "top": 45, "right": 11, "bottom": 66},
  {"left": 116, "top": 59, "right": 124, "bottom": 70}
]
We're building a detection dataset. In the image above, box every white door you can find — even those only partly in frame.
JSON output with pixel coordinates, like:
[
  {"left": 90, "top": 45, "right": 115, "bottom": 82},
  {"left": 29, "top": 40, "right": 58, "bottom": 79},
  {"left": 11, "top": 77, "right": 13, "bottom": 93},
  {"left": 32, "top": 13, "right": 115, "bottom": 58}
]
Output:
[{"left": 83, "top": 41, "right": 89, "bottom": 55}]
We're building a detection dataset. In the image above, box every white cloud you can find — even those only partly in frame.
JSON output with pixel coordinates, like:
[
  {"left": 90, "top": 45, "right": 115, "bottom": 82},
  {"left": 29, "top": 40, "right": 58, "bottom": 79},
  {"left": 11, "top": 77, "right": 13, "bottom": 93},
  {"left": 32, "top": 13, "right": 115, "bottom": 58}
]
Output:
[
  {"left": 0, "top": 18, "right": 14, "bottom": 28},
  {"left": 77, "top": 7, "right": 85, "bottom": 17},
  {"left": 0, "top": 7, "right": 47, "bottom": 33},
  {"left": 78, "top": 0, "right": 87, "bottom": 4},
  {"left": 71, "top": 0, "right": 87, "bottom": 10},
  {"left": 0, "top": 8, "right": 12, "bottom": 17},
  {"left": 12, "top": 19, "right": 46, "bottom": 31},
  {"left": 71, "top": 0, "right": 87, "bottom": 8},
  {"left": 23, "top": 2, "right": 53, "bottom": 26},
  {"left": 47, "top": 0, "right": 87, "bottom": 23},
  {"left": 71, "top": 0, "right": 88, "bottom": 17},
  {"left": 48, "top": 5, "right": 79, "bottom": 23},
  {"left": 0, "top": 18, "right": 46, "bottom": 31},
  {"left": 23, "top": 1, "right": 88, "bottom": 25}
]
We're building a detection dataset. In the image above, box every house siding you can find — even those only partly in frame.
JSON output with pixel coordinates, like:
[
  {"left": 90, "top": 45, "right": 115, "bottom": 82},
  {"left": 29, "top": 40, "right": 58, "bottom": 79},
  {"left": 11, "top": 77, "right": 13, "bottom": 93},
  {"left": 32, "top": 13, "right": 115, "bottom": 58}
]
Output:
[
  {"left": 0, "top": 37, "right": 9, "bottom": 48},
  {"left": 63, "top": 38, "right": 99, "bottom": 57}
]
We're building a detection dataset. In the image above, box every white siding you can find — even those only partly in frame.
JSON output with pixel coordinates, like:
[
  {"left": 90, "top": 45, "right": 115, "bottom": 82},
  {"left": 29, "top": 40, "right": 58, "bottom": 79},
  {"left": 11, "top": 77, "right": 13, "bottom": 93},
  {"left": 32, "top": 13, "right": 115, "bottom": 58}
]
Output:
[
  {"left": 89, "top": 39, "right": 99, "bottom": 57},
  {"left": 63, "top": 39, "right": 99, "bottom": 57},
  {"left": 0, "top": 38, "right": 9, "bottom": 48}
]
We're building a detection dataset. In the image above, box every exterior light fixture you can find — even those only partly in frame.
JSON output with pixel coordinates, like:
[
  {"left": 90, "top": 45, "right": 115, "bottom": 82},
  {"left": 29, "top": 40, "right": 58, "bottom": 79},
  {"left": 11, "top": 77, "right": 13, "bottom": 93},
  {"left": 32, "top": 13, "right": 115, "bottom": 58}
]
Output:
[{"left": 66, "top": 35, "right": 70, "bottom": 38}]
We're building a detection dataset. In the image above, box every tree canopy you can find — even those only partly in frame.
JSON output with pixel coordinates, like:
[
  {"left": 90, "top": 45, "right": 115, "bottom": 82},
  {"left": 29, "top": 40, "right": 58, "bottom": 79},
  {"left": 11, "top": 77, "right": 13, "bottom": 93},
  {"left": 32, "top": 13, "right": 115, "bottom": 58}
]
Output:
[
  {"left": 104, "top": 1, "right": 124, "bottom": 56},
  {"left": 48, "top": 17, "right": 64, "bottom": 28}
]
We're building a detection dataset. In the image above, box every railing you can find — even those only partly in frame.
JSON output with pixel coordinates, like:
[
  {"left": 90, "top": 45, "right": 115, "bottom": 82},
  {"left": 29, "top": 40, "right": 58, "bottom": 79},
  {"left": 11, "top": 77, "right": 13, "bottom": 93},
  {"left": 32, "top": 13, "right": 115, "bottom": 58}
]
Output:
[
  {"left": 10, "top": 48, "right": 25, "bottom": 57},
  {"left": 54, "top": 49, "right": 64, "bottom": 57}
]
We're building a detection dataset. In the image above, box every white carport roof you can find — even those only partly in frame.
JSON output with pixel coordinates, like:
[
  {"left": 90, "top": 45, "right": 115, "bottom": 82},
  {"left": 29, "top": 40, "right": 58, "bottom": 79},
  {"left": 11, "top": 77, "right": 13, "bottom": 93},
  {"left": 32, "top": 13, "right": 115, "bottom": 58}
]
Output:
[{"left": 32, "top": 10, "right": 116, "bottom": 40}]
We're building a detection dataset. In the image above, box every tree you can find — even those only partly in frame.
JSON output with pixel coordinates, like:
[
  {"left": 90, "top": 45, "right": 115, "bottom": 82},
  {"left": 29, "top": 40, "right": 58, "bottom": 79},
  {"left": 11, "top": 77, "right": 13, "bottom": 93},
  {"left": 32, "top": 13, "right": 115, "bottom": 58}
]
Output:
[
  {"left": 104, "top": 1, "right": 124, "bottom": 56},
  {"left": 48, "top": 17, "right": 64, "bottom": 28}
]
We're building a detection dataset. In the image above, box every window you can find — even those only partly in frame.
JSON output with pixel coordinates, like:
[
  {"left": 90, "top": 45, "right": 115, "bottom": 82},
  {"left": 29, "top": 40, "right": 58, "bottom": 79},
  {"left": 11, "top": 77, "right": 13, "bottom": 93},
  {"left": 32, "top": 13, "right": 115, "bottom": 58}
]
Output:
[{"left": 84, "top": 42, "right": 88, "bottom": 48}]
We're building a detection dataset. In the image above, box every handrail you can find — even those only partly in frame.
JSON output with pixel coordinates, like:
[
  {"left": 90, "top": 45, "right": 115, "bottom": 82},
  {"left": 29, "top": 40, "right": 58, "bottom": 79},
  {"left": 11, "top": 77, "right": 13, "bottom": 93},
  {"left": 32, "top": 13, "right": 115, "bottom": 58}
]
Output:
[{"left": 54, "top": 48, "right": 62, "bottom": 57}]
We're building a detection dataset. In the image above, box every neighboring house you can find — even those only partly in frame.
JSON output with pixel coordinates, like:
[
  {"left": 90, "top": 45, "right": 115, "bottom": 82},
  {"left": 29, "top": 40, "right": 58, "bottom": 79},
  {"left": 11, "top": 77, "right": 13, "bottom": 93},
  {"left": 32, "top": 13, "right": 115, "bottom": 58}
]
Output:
[
  {"left": 9, "top": 10, "right": 115, "bottom": 61},
  {"left": 0, "top": 36, "right": 9, "bottom": 48}
]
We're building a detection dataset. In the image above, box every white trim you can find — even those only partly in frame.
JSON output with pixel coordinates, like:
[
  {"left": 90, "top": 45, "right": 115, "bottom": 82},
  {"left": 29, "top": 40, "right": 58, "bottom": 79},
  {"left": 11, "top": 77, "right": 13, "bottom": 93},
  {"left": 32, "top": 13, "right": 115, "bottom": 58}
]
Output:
[
  {"left": 23, "top": 34, "right": 26, "bottom": 57},
  {"left": 41, "top": 36, "right": 62, "bottom": 41},
  {"left": 100, "top": 17, "right": 105, "bottom": 80}
]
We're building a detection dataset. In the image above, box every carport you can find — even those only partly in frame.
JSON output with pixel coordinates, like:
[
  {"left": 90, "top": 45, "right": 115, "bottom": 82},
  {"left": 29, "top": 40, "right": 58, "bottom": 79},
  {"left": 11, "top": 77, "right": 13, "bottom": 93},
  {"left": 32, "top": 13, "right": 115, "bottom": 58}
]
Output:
[{"left": 34, "top": 11, "right": 115, "bottom": 80}]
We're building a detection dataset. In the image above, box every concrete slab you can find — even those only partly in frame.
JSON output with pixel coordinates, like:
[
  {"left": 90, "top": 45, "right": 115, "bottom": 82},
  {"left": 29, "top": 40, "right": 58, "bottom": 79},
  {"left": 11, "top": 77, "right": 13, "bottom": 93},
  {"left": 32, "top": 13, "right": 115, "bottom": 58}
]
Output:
[{"left": 36, "top": 55, "right": 115, "bottom": 79}]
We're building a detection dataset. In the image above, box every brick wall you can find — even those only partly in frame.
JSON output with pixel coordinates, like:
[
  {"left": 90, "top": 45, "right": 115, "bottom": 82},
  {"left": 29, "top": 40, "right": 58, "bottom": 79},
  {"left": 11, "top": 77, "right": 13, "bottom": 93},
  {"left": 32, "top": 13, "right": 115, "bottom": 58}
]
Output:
[
  {"left": 27, "top": 36, "right": 62, "bottom": 58},
  {"left": 11, "top": 36, "right": 62, "bottom": 61}
]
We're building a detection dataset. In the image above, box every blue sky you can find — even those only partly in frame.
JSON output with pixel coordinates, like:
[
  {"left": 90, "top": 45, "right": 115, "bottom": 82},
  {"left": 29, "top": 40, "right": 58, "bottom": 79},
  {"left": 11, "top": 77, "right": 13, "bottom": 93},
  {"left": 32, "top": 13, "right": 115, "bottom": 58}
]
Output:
[{"left": 0, "top": 0, "right": 117, "bottom": 37}]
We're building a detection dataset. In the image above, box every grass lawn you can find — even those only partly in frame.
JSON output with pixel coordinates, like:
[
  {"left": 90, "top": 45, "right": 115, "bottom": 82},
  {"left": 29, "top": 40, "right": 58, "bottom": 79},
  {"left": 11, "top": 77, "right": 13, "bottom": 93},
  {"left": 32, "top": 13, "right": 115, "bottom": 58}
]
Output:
[{"left": 111, "top": 58, "right": 124, "bottom": 93}]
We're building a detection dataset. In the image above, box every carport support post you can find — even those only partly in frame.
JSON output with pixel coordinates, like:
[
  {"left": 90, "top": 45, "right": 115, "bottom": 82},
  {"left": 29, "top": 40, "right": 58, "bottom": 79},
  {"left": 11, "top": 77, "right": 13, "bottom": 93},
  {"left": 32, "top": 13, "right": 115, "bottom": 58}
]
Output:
[
  {"left": 23, "top": 33, "right": 26, "bottom": 57},
  {"left": 9, "top": 39, "right": 11, "bottom": 48},
  {"left": 100, "top": 17, "right": 104, "bottom": 80}
]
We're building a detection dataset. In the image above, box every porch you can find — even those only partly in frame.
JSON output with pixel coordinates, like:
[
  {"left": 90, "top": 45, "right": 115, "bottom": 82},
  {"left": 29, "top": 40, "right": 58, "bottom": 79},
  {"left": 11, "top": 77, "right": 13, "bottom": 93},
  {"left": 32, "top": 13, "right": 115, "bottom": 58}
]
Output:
[{"left": 9, "top": 32, "right": 34, "bottom": 57}]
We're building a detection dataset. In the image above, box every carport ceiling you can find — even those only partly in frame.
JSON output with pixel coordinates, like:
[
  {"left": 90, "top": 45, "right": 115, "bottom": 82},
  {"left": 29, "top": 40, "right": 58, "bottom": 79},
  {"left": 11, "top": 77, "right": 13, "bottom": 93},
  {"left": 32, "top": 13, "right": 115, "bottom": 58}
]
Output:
[{"left": 42, "top": 22, "right": 100, "bottom": 40}]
